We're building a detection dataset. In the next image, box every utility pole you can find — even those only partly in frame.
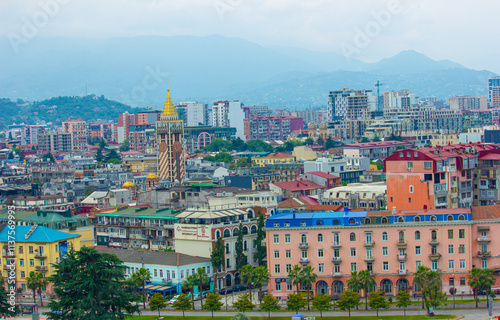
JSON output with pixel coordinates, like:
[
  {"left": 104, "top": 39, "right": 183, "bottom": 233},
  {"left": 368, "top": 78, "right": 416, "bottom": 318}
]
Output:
[{"left": 375, "top": 80, "right": 385, "bottom": 113}]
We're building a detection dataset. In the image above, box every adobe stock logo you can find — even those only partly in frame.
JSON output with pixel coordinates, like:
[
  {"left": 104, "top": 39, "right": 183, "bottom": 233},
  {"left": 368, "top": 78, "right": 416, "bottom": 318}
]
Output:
[
  {"left": 8, "top": 0, "right": 72, "bottom": 53},
  {"left": 213, "top": 0, "right": 243, "bottom": 21},
  {"left": 120, "top": 65, "right": 169, "bottom": 106},
  {"left": 339, "top": 0, "right": 404, "bottom": 62}
]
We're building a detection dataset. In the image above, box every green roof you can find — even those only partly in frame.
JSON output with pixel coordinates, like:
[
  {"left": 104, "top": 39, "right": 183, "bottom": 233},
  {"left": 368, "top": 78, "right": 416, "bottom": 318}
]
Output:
[
  {"left": 0, "top": 210, "right": 91, "bottom": 230},
  {"left": 96, "top": 207, "right": 183, "bottom": 219}
]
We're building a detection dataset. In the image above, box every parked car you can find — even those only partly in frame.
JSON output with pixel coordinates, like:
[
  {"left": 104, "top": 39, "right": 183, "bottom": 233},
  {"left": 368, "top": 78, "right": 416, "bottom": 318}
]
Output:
[
  {"left": 202, "top": 291, "right": 211, "bottom": 298},
  {"left": 219, "top": 288, "right": 233, "bottom": 295},
  {"left": 233, "top": 285, "right": 248, "bottom": 292},
  {"left": 169, "top": 295, "right": 179, "bottom": 304},
  {"left": 193, "top": 294, "right": 201, "bottom": 301}
]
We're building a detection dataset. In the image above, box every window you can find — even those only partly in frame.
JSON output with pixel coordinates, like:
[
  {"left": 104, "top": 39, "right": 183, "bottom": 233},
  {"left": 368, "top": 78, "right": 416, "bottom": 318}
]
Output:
[
  {"left": 317, "top": 234, "right": 323, "bottom": 243},
  {"left": 18, "top": 246, "right": 23, "bottom": 254},
  {"left": 284, "top": 222, "right": 290, "bottom": 227},
  {"left": 381, "top": 217, "right": 388, "bottom": 224},
  {"left": 481, "top": 259, "right": 488, "bottom": 269},
  {"left": 301, "top": 250, "right": 308, "bottom": 258},
  {"left": 349, "top": 233, "right": 356, "bottom": 241},
  {"left": 20, "top": 271, "right": 25, "bottom": 278},
  {"left": 274, "top": 250, "right": 280, "bottom": 259},
  {"left": 448, "top": 260, "right": 455, "bottom": 270},
  {"left": 407, "top": 162, "right": 413, "bottom": 169},
  {"left": 448, "top": 245, "right": 454, "bottom": 254},
  {"left": 449, "top": 277, "right": 455, "bottom": 287},
  {"left": 409, "top": 185, "right": 414, "bottom": 193},
  {"left": 424, "top": 161, "right": 432, "bottom": 169},
  {"left": 318, "top": 263, "right": 324, "bottom": 273},
  {"left": 448, "top": 229, "right": 454, "bottom": 239},
  {"left": 274, "top": 264, "right": 281, "bottom": 274},
  {"left": 459, "top": 259, "right": 465, "bottom": 269},
  {"left": 300, "top": 221, "right": 306, "bottom": 227},
  {"left": 287, "top": 282, "right": 293, "bottom": 291},
  {"left": 273, "top": 222, "right": 280, "bottom": 227},
  {"left": 29, "top": 246, "right": 33, "bottom": 254},
  {"left": 19, "top": 259, "right": 24, "bottom": 266},
  {"left": 181, "top": 270, "right": 185, "bottom": 278},
  {"left": 286, "top": 264, "right": 292, "bottom": 273},
  {"left": 350, "top": 248, "right": 356, "bottom": 257},
  {"left": 415, "top": 261, "right": 421, "bottom": 269},
  {"left": 430, "top": 216, "right": 437, "bottom": 222},
  {"left": 275, "top": 281, "right": 281, "bottom": 291},
  {"left": 334, "top": 264, "right": 341, "bottom": 273},
  {"left": 29, "top": 259, "right": 34, "bottom": 266},
  {"left": 459, "top": 244, "right": 465, "bottom": 254},
  {"left": 351, "top": 263, "right": 357, "bottom": 272},
  {"left": 431, "top": 230, "right": 437, "bottom": 240},
  {"left": 285, "top": 250, "right": 291, "bottom": 259},
  {"left": 459, "top": 229, "right": 465, "bottom": 239},
  {"left": 273, "top": 234, "right": 279, "bottom": 244},
  {"left": 382, "top": 232, "right": 388, "bottom": 241},
  {"left": 366, "top": 247, "right": 373, "bottom": 259},
  {"left": 383, "top": 262, "right": 389, "bottom": 271},
  {"left": 415, "top": 231, "right": 421, "bottom": 240},
  {"left": 415, "top": 246, "right": 421, "bottom": 255},
  {"left": 414, "top": 216, "right": 421, "bottom": 222},
  {"left": 154, "top": 269, "right": 157, "bottom": 277},
  {"left": 431, "top": 261, "right": 438, "bottom": 271},
  {"left": 382, "top": 247, "right": 388, "bottom": 256},
  {"left": 365, "top": 232, "right": 372, "bottom": 244},
  {"left": 301, "top": 234, "right": 307, "bottom": 243},
  {"left": 460, "top": 277, "right": 466, "bottom": 286},
  {"left": 285, "top": 234, "right": 291, "bottom": 243},
  {"left": 318, "top": 249, "right": 324, "bottom": 258}
]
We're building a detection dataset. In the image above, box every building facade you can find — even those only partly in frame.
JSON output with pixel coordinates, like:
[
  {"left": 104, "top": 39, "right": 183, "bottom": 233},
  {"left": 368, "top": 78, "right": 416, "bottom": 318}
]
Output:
[
  {"left": 62, "top": 119, "right": 87, "bottom": 151},
  {"left": 327, "top": 89, "right": 376, "bottom": 121}
]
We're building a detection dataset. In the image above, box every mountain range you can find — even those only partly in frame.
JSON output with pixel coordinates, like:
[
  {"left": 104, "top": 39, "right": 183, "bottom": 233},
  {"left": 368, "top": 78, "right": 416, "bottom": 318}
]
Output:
[{"left": 0, "top": 35, "right": 496, "bottom": 109}]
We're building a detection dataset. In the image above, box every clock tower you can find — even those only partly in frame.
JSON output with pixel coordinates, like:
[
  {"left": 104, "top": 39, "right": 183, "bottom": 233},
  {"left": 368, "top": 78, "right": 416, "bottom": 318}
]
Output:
[{"left": 156, "top": 89, "right": 185, "bottom": 183}]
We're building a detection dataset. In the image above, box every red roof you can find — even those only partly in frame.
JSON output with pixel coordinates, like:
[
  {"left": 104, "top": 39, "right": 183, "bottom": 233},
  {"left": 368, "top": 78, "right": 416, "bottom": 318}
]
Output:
[
  {"left": 308, "top": 171, "right": 340, "bottom": 179},
  {"left": 480, "top": 153, "right": 500, "bottom": 160},
  {"left": 344, "top": 140, "right": 412, "bottom": 149},
  {"left": 272, "top": 180, "right": 324, "bottom": 191},
  {"left": 267, "top": 152, "right": 292, "bottom": 158}
]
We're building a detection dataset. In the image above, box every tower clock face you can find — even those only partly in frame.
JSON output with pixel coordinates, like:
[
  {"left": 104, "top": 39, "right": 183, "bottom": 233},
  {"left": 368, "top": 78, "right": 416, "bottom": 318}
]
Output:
[
  {"left": 173, "top": 141, "right": 182, "bottom": 153},
  {"left": 159, "top": 142, "right": 167, "bottom": 152}
]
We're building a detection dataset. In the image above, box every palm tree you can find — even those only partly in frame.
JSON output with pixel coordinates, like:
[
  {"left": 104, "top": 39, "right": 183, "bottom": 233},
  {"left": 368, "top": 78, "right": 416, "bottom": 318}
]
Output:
[
  {"left": 467, "top": 267, "right": 495, "bottom": 308},
  {"left": 239, "top": 265, "right": 254, "bottom": 302},
  {"left": 183, "top": 274, "right": 198, "bottom": 310},
  {"left": 133, "top": 268, "right": 151, "bottom": 309},
  {"left": 37, "top": 275, "right": 48, "bottom": 307},
  {"left": 288, "top": 265, "right": 303, "bottom": 293},
  {"left": 195, "top": 267, "right": 209, "bottom": 308},
  {"left": 358, "top": 270, "right": 375, "bottom": 310},
  {"left": 300, "top": 266, "right": 317, "bottom": 311},
  {"left": 26, "top": 272, "right": 41, "bottom": 304},
  {"left": 346, "top": 271, "right": 361, "bottom": 310},
  {"left": 253, "top": 266, "right": 270, "bottom": 303}
]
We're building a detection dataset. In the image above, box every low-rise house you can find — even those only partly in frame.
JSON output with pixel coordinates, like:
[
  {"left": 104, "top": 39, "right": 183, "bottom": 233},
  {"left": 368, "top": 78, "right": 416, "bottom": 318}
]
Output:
[
  {"left": 321, "top": 181, "right": 387, "bottom": 209},
  {"left": 298, "top": 171, "right": 341, "bottom": 189},
  {"left": 270, "top": 180, "right": 326, "bottom": 198}
]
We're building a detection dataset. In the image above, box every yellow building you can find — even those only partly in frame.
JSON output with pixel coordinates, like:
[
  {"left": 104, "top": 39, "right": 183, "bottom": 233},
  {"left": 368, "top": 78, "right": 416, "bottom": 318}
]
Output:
[
  {"left": 252, "top": 152, "right": 296, "bottom": 167},
  {"left": 0, "top": 225, "right": 81, "bottom": 294},
  {"left": 123, "top": 156, "right": 158, "bottom": 174},
  {"left": 430, "top": 133, "right": 459, "bottom": 146}
]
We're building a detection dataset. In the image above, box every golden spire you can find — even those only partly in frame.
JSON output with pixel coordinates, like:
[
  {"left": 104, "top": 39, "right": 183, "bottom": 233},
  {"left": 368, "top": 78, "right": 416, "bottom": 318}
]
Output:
[{"left": 161, "top": 85, "right": 178, "bottom": 117}]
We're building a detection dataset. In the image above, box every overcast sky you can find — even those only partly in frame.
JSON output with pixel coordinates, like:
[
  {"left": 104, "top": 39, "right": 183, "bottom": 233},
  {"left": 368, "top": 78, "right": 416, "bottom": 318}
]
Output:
[{"left": 1, "top": 0, "right": 499, "bottom": 73}]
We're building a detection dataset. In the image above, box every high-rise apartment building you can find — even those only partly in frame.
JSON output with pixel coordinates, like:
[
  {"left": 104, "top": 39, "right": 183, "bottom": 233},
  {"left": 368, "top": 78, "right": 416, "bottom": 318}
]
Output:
[
  {"left": 61, "top": 119, "right": 87, "bottom": 151},
  {"left": 156, "top": 90, "right": 185, "bottom": 183},
  {"left": 21, "top": 125, "right": 45, "bottom": 145},
  {"left": 489, "top": 76, "right": 500, "bottom": 105},
  {"left": 38, "top": 132, "right": 73, "bottom": 153},
  {"left": 244, "top": 116, "right": 303, "bottom": 141},
  {"left": 212, "top": 101, "right": 246, "bottom": 140},
  {"left": 179, "top": 101, "right": 210, "bottom": 127},
  {"left": 448, "top": 96, "right": 487, "bottom": 111},
  {"left": 327, "top": 89, "right": 376, "bottom": 121}
]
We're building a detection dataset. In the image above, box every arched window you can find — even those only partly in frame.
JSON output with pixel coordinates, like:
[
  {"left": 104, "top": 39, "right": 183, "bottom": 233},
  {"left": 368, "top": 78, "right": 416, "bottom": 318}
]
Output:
[
  {"left": 431, "top": 230, "right": 437, "bottom": 240},
  {"left": 300, "top": 221, "right": 306, "bottom": 227},
  {"left": 317, "top": 234, "right": 323, "bottom": 243},
  {"left": 382, "top": 232, "right": 388, "bottom": 241},
  {"left": 381, "top": 217, "right": 388, "bottom": 224},
  {"left": 225, "top": 243, "right": 230, "bottom": 254},
  {"left": 381, "top": 279, "right": 393, "bottom": 293},
  {"left": 273, "top": 222, "right": 280, "bottom": 227},
  {"left": 447, "top": 215, "right": 454, "bottom": 221},
  {"left": 316, "top": 220, "right": 323, "bottom": 226},
  {"left": 415, "top": 231, "right": 421, "bottom": 240},
  {"left": 399, "top": 231, "right": 405, "bottom": 242},
  {"left": 458, "top": 214, "right": 465, "bottom": 221},
  {"left": 284, "top": 222, "right": 290, "bottom": 227},
  {"left": 243, "top": 240, "right": 248, "bottom": 251},
  {"left": 251, "top": 225, "right": 257, "bottom": 234},
  {"left": 301, "top": 234, "right": 307, "bottom": 243},
  {"left": 364, "top": 218, "right": 371, "bottom": 224},
  {"left": 232, "top": 228, "right": 239, "bottom": 237},
  {"left": 243, "top": 226, "right": 249, "bottom": 235},
  {"left": 333, "top": 219, "right": 339, "bottom": 225},
  {"left": 349, "top": 219, "right": 355, "bottom": 224},
  {"left": 430, "top": 215, "right": 437, "bottom": 222},
  {"left": 349, "top": 233, "right": 356, "bottom": 242},
  {"left": 398, "top": 216, "right": 405, "bottom": 223},
  {"left": 223, "top": 229, "right": 231, "bottom": 238},
  {"left": 215, "top": 230, "right": 221, "bottom": 239},
  {"left": 414, "top": 216, "right": 421, "bottom": 222}
]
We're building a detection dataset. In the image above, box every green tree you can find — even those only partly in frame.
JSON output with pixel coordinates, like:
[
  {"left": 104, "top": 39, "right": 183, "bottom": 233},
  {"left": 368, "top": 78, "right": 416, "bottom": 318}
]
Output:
[
  {"left": 304, "top": 137, "right": 314, "bottom": 145},
  {"left": 233, "top": 293, "right": 255, "bottom": 312},
  {"left": 42, "top": 152, "right": 55, "bottom": 162},
  {"left": 246, "top": 139, "right": 273, "bottom": 152},
  {"left": 259, "top": 293, "right": 280, "bottom": 319},
  {"left": 0, "top": 276, "right": 17, "bottom": 317},
  {"left": 183, "top": 274, "right": 197, "bottom": 310},
  {"left": 311, "top": 292, "right": 332, "bottom": 318},
  {"left": 195, "top": 267, "right": 209, "bottom": 308},
  {"left": 253, "top": 266, "right": 270, "bottom": 303},
  {"left": 317, "top": 136, "right": 324, "bottom": 146},
  {"left": 235, "top": 223, "right": 246, "bottom": 271},
  {"left": 236, "top": 158, "right": 250, "bottom": 167},
  {"left": 214, "top": 152, "right": 232, "bottom": 163},
  {"left": 99, "top": 139, "right": 107, "bottom": 150},
  {"left": 335, "top": 289, "right": 360, "bottom": 318},
  {"left": 368, "top": 290, "right": 389, "bottom": 316},
  {"left": 288, "top": 265, "right": 303, "bottom": 293},
  {"left": 300, "top": 265, "right": 317, "bottom": 310},
  {"left": 95, "top": 148, "right": 104, "bottom": 163},
  {"left": 119, "top": 139, "right": 130, "bottom": 152},
  {"left": 286, "top": 292, "right": 306, "bottom": 314},
  {"left": 239, "top": 265, "right": 255, "bottom": 302},
  {"left": 132, "top": 268, "right": 151, "bottom": 309},
  {"left": 387, "top": 133, "right": 404, "bottom": 141},
  {"left": 413, "top": 265, "right": 447, "bottom": 315},
  {"left": 346, "top": 270, "right": 361, "bottom": 310},
  {"left": 396, "top": 290, "right": 411, "bottom": 316},
  {"left": 105, "top": 149, "right": 121, "bottom": 163},
  {"left": 203, "top": 155, "right": 216, "bottom": 162},
  {"left": 358, "top": 269, "right": 375, "bottom": 309},
  {"left": 27, "top": 271, "right": 47, "bottom": 305},
  {"left": 46, "top": 246, "right": 139, "bottom": 319},
  {"left": 210, "top": 237, "right": 225, "bottom": 292},
  {"left": 203, "top": 138, "right": 232, "bottom": 152},
  {"left": 372, "top": 135, "right": 381, "bottom": 142},
  {"left": 203, "top": 293, "right": 223, "bottom": 319},
  {"left": 231, "top": 137, "right": 247, "bottom": 152},
  {"left": 254, "top": 212, "right": 266, "bottom": 266},
  {"left": 171, "top": 294, "right": 192, "bottom": 318},
  {"left": 467, "top": 267, "right": 496, "bottom": 308},
  {"left": 360, "top": 137, "right": 370, "bottom": 143},
  {"left": 149, "top": 292, "right": 166, "bottom": 317},
  {"left": 370, "top": 161, "right": 383, "bottom": 171}
]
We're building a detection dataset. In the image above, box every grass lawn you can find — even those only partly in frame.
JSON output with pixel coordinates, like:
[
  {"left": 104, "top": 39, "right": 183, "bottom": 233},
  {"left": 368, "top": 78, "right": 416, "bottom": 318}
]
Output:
[{"left": 128, "top": 315, "right": 457, "bottom": 320}]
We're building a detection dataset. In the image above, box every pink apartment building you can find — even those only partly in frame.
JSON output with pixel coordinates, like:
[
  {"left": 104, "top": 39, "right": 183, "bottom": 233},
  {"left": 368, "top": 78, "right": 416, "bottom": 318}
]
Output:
[{"left": 265, "top": 207, "right": 500, "bottom": 299}]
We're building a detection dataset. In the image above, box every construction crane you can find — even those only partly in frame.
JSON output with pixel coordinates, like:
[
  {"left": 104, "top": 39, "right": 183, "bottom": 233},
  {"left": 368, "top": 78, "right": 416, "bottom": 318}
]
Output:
[{"left": 375, "top": 80, "right": 385, "bottom": 113}]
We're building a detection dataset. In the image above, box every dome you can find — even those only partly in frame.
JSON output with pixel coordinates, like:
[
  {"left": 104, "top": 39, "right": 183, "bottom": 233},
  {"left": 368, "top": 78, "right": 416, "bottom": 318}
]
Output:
[
  {"left": 147, "top": 173, "right": 158, "bottom": 179},
  {"left": 122, "top": 181, "right": 134, "bottom": 188}
]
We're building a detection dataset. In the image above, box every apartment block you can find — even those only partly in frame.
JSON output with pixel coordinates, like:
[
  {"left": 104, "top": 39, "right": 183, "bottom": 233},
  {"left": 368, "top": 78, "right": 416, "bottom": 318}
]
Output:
[
  {"left": 212, "top": 100, "right": 245, "bottom": 140},
  {"left": 343, "top": 141, "right": 412, "bottom": 160},
  {"left": 245, "top": 116, "right": 303, "bottom": 141},
  {"left": 448, "top": 96, "right": 487, "bottom": 111},
  {"left": 21, "top": 125, "right": 45, "bottom": 145},
  {"left": 489, "top": 76, "right": 500, "bottom": 105},
  {"left": 62, "top": 119, "right": 87, "bottom": 151},
  {"left": 38, "top": 132, "right": 73, "bottom": 153},
  {"left": 327, "top": 89, "right": 376, "bottom": 121}
]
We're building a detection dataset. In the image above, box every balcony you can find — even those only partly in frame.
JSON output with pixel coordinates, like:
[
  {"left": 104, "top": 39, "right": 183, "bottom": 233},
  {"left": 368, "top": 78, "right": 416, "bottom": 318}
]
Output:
[
  {"left": 429, "top": 253, "right": 442, "bottom": 260},
  {"left": 397, "top": 254, "right": 407, "bottom": 261},
  {"left": 477, "top": 236, "right": 491, "bottom": 243},
  {"left": 298, "top": 242, "right": 309, "bottom": 250},
  {"left": 331, "top": 242, "right": 342, "bottom": 249},
  {"left": 364, "top": 256, "right": 375, "bottom": 262},
  {"left": 429, "top": 239, "right": 439, "bottom": 246},
  {"left": 477, "top": 251, "right": 491, "bottom": 258},
  {"left": 397, "top": 240, "right": 407, "bottom": 248},
  {"left": 3, "top": 264, "right": 15, "bottom": 271},
  {"left": 2, "top": 251, "right": 13, "bottom": 258},
  {"left": 35, "top": 266, "right": 48, "bottom": 272},
  {"left": 299, "top": 257, "right": 310, "bottom": 265},
  {"left": 364, "top": 241, "right": 375, "bottom": 247},
  {"left": 332, "top": 257, "right": 342, "bottom": 263},
  {"left": 34, "top": 252, "right": 47, "bottom": 259}
]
